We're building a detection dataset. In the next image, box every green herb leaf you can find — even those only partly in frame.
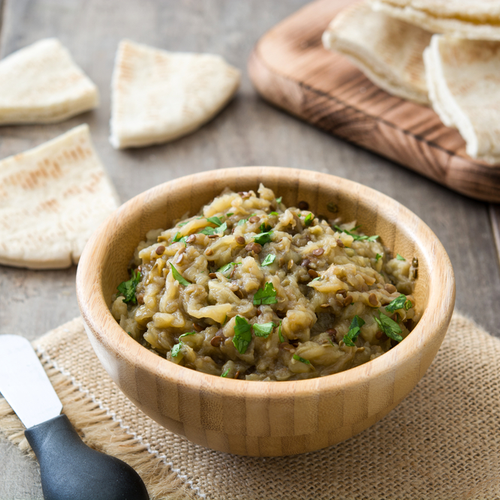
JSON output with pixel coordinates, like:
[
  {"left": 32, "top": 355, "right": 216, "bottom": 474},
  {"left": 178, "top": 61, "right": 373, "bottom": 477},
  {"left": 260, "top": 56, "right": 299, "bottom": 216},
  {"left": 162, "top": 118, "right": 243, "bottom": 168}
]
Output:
[
  {"left": 233, "top": 316, "right": 252, "bottom": 354},
  {"left": 396, "top": 254, "right": 406, "bottom": 261},
  {"left": 404, "top": 299, "right": 413, "bottom": 311},
  {"left": 254, "top": 231, "right": 273, "bottom": 245},
  {"left": 309, "top": 277, "right": 321, "bottom": 282},
  {"left": 117, "top": 269, "right": 141, "bottom": 304},
  {"left": 375, "top": 312, "right": 403, "bottom": 342},
  {"left": 334, "top": 225, "right": 379, "bottom": 242},
  {"left": 221, "top": 368, "right": 230, "bottom": 377},
  {"left": 171, "top": 343, "right": 182, "bottom": 357},
  {"left": 343, "top": 315, "right": 365, "bottom": 347},
  {"left": 237, "top": 218, "right": 248, "bottom": 226},
  {"left": 253, "top": 322, "right": 275, "bottom": 338},
  {"left": 170, "top": 263, "right": 191, "bottom": 286},
  {"left": 276, "top": 196, "right": 282, "bottom": 204},
  {"left": 206, "top": 216, "right": 223, "bottom": 227},
  {"left": 215, "top": 222, "right": 227, "bottom": 235},
  {"left": 260, "top": 222, "right": 272, "bottom": 233},
  {"left": 218, "top": 262, "right": 239, "bottom": 275},
  {"left": 278, "top": 321, "right": 284, "bottom": 342},
  {"left": 226, "top": 213, "right": 234, "bottom": 217},
  {"left": 385, "top": 294, "right": 407, "bottom": 312},
  {"left": 178, "top": 221, "right": 189, "bottom": 227},
  {"left": 304, "top": 213, "right": 314, "bottom": 227},
  {"left": 376, "top": 253, "right": 382, "bottom": 261},
  {"left": 172, "top": 231, "right": 182, "bottom": 242},
  {"left": 261, "top": 254, "right": 276, "bottom": 266},
  {"left": 199, "top": 226, "right": 216, "bottom": 235},
  {"left": 179, "top": 332, "right": 197, "bottom": 339},
  {"left": 253, "top": 282, "right": 278, "bottom": 305},
  {"left": 269, "top": 211, "right": 279, "bottom": 216},
  {"left": 293, "top": 354, "right": 311, "bottom": 365}
]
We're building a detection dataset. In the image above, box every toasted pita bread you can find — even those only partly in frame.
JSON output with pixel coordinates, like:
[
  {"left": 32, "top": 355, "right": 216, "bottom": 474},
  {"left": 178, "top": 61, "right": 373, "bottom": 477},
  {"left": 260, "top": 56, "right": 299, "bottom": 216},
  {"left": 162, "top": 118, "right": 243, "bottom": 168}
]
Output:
[
  {"left": 322, "top": 1, "right": 431, "bottom": 105},
  {"left": 371, "top": 0, "right": 500, "bottom": 41},
  {"left": 0, "top": 124, "right": 120, "bottom": 269},
  {"left": 424, "top": 35, "right": 500, "bottom": 165},
  {"left": 110, "top": 40, "right": 241, "bottom": 149},
  {"left": 0, "top": 38, "right": 98, "bottom": 124}
]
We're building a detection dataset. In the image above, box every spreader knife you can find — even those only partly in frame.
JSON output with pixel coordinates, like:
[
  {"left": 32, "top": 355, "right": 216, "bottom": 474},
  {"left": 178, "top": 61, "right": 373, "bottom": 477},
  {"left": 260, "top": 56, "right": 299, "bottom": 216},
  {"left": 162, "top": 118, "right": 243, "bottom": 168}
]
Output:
[{"left": 0, "top": 334, "right": 149, "bottom": 500}]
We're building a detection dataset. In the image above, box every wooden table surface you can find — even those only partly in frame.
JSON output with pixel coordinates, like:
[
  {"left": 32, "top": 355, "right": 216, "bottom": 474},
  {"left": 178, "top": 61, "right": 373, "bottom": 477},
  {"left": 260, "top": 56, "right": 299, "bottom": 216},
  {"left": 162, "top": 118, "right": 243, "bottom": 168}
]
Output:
[{"left": 0, "top": 0, "right": 499, "bottom": 497}]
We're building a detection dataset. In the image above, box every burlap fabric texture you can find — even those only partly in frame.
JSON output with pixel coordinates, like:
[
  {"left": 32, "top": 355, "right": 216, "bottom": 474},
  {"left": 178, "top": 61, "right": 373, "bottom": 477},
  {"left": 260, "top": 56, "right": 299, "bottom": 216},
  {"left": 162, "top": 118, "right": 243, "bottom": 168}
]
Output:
[{"left": 0, "top": 312, "right": 499, "bottom": 500}]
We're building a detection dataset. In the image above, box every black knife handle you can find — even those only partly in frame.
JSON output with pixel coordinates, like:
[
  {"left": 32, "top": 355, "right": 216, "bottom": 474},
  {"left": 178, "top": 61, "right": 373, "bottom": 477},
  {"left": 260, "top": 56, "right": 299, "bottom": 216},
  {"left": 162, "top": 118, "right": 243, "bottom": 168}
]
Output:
[{"left": 25, "top": 414, "right": 149, "bottom": 500}]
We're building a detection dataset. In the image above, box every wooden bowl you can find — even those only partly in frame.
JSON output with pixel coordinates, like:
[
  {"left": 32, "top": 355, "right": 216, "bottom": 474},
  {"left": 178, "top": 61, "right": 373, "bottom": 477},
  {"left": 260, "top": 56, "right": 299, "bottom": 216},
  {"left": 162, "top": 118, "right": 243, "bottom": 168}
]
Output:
[{"left": 76, "top": 167, "right": 455, "bottom": 457}]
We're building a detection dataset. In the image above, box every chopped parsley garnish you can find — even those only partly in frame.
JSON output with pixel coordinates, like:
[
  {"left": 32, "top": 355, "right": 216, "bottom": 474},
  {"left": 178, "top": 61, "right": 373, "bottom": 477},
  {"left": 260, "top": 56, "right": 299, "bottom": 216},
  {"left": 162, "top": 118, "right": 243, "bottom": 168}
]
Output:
[
  {"left": 396, "top": 254, "right": 406, "bottom": 261},
  {"left": 171, "top": 342, "right": 183, "bottom": 358},
  {"left": 261, "top": 254, "right": 276, "bottom": 266},
  {"left": 269, "top": 211, "right": 279, "bottom": 216},
  {"left": 254, "top": 231, "right": 273, "bottom": 245},
  {"left": 173, "top": 232, "right": 182, "bottom": 242},
  {"left": 170, "top": 263, "right": 191, "bottom": 286},
  {"left": 117, "top": 269, "right": 141, "bottom": 304},
  {"left": 226, "top": 213, "right": 234, "bottom": 217},
  {"left": 334, "top": 225, "right": 379, "bottom": 242},
  {"left": 179, "top": 332, "right": 197, "bottom": 339},
  {"left": 385, "top": 294, "right": 407, "bottom": 312},
  {"left": 199, "top": 222, "right": 227, "bottom": 236},
  {"left": 276, "top": 196, "right": 282, "bottom": 204},
  {"left": 178, "top": 221, "right": 189, "bottom": 227},
  {"left": 343, "top": 315, "right": 365, "bottom": 347},
  {"left": 206, "top": 216, "right": 223, "bottom": 227},
  {"left": 237, "top": 218, "right": 248, "bottom": 226},
  {"left": 293, "top": 354, "right": 311, "bottom": 365},
  {"left": 253, "top": 322, "right": 275, "bottom": 338},
  {"left": 278, "top": 321, "right": 284, "bottom": 342},
  {"left": 253, "top": 282, "right": 278, "bottom": 305},
  {"left": 221, "top": 368, "right": 230, "bottom": 377},
  {"left": 309, "top": 276, "right": 321, "bottom": 282},
  {"left": 375, "top": 312, "right": 403, "bottom": 342},
  {"left": 233, "top": 316, "right": 252, "bottom": 354},
  {"left": 217, "top": 262, "right": 239, "bottom": 276},
  {"left": 376, "top": 253, "right": 382, "bottom": 261},
  {"left": 260, "top": 222, "right": 272, "bottom": 233},
  {"left": 304, "top": 213, "right": 314, "bottom": 226},
  {"left": 404, "top": 299, "right": 413, "bottom": 311}
]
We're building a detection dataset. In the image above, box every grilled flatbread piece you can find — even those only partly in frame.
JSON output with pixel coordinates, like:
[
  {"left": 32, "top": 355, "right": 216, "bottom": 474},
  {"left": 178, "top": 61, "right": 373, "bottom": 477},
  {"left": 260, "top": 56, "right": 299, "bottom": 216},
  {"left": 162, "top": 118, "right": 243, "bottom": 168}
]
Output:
[
  {"left": 424, "top": 35, "right": 500, "bottom": 165},
  {"left": 0, "top": 124, "right": 120, "bottom": 269},
  {"left": 110, "top": 40, "right": 241, "bottom": 149},
  {"left": 0, "top": 38, "right": 98, "bottom": 124},
  {"left": 322, "top": 1, "right": 431, "bottom": 104},
  {"left": 371, "top": 0, "right": 500, "bottom": 41}
]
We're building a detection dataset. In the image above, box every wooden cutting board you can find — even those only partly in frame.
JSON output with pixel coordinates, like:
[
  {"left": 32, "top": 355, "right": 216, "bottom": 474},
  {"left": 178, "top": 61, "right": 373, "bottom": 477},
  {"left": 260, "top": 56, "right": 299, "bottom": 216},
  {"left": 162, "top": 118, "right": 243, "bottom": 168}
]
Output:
[{"left": 248, "top": 0, "right": 500, "bottom": 203}]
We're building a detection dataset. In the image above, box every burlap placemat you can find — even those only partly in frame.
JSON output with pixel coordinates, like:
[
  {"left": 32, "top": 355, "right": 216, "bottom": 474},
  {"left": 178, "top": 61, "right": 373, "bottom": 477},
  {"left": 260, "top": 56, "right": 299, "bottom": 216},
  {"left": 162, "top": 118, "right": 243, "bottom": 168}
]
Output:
[{"left": 0, "top": 313, "right": 499, "bottom": 500}]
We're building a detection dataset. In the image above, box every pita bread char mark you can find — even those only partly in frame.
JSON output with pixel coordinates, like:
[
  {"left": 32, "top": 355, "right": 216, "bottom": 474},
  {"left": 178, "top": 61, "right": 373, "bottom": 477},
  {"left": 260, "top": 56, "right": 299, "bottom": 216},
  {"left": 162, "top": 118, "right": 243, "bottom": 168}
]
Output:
[
  {"left": 0, "top": 38, "right": 99, "bottom": 125},
  {"left": 0, "top": 124, "right": 120, "bottom": 269},
  {"left": 322, "top": 1, "right": 431, "bottom": 105},
  {"left": 371, "top": 0, "right": 500, "bottom": 41},
  {"left": 109, "top": 40, "right": 241, "bottom": 149},
  {"left": 424, "top": 35, "right": 500, "bottom": 165}
]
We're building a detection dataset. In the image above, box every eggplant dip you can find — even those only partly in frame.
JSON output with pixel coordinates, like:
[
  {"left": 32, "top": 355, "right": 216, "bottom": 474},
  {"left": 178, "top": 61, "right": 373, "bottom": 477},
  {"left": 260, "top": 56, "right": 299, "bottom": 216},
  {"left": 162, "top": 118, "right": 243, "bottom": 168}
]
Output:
[{"left": 111, "top": 184, "right": 419, "bottom": 381}]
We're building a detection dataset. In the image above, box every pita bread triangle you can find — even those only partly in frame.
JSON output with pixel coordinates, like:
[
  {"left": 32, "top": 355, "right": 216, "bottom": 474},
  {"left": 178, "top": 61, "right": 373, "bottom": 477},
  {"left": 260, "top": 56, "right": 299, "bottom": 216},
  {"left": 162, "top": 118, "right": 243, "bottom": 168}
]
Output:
[
  {"left": 322, "top": 1, "right": 431, "bottom": 105},
  {"left": 0, "top": 124, "right": 120, "bottom": 269},
  {"left": 109, "top": 40, "right": 241, "bottom": 149},
  {"left": 0, "top": 38, "right": 99, "bottom": 124},
  {"left": 371, "top": 0, "right": 500, "bottom": 41},
  {"left": 424, "top": 35, "right": 500, "bottom": 165}
]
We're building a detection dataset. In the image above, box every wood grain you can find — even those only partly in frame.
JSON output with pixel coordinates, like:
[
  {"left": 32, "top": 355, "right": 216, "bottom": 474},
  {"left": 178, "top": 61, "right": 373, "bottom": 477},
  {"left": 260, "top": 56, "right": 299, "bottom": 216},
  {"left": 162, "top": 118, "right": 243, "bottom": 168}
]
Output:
[
  {"left": 248, "top": 0, "right": 500, "bottom": 203},
  {"left": 77, "top": 167, "right": 455, "bottom": 456}
]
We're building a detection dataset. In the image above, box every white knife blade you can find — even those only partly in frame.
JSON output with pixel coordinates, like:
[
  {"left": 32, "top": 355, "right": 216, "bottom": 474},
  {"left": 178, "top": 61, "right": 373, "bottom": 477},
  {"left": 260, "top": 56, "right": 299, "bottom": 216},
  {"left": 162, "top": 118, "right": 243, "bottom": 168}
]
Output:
[{"left": 0, "top": 335, "right": 62, "bottom": 429}]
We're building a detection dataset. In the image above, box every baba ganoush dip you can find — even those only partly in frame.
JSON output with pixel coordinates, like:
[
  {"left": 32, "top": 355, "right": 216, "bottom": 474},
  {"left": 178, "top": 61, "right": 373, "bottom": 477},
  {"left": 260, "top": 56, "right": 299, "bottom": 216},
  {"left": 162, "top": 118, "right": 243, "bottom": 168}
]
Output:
[{"left": 111, "top": 184, "right": 420, "bottom": 381}]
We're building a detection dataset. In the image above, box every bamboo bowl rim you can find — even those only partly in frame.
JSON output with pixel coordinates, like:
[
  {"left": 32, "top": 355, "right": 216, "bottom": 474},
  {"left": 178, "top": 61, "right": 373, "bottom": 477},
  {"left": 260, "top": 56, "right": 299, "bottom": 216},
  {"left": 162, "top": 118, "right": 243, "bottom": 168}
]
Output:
[{"left": 77, "top": 167, "right": 455, "bottom": 400}]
